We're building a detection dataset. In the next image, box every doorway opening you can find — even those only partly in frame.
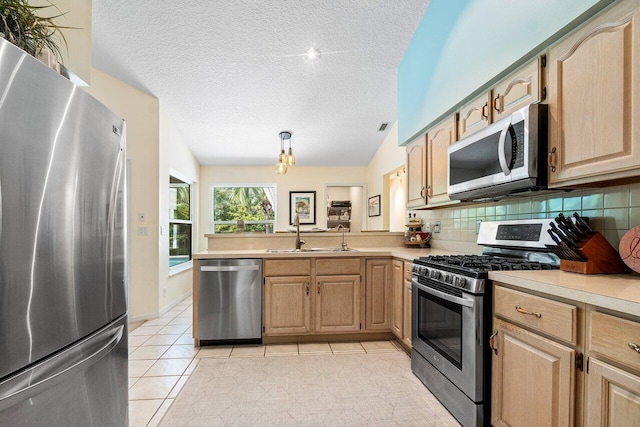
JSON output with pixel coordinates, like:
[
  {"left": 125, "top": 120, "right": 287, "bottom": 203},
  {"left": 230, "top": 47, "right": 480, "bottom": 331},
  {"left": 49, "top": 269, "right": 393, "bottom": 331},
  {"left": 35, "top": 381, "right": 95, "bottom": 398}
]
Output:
[
  {"left": 324, "top": 184, "right": 366, "bottom": 232},
  {"left": 386, "top": 166, "right": 406, "bottom": 232}
]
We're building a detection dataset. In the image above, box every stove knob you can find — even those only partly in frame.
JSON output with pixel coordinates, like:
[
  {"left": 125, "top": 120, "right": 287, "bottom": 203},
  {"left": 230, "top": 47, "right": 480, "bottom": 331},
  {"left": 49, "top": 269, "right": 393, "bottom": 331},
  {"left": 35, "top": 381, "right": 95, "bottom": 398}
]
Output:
[
  {"left": 455, "top": 277, "right": 466, "bottom": 287},
  {"left": 430, "top": 270, "right": 440, "bottom": 280},
  {"left": 444, "top": 274, "right": 453, "bottom": 284}
]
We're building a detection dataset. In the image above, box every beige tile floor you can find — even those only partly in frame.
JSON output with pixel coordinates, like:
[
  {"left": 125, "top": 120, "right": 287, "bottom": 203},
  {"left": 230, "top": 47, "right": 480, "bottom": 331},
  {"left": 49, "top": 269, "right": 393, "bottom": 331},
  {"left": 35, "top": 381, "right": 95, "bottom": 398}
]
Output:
[{"left": 127, "top": 300, "right": 458, "bottom": 426}]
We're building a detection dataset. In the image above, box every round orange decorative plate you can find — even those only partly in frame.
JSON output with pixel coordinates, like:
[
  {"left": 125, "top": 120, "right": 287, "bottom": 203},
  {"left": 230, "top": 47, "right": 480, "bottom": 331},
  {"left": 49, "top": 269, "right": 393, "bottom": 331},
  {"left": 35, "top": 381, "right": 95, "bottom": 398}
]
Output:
[{"left": 619, "top": 225, "right": 640, "bottom": 274}]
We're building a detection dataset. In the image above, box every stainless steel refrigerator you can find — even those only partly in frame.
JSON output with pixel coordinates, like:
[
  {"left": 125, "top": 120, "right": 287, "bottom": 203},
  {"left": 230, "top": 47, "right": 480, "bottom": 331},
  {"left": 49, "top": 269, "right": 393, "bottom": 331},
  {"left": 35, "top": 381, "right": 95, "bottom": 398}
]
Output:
[{"left": 0, "top": 39, "right": 128, "bottom": 425}]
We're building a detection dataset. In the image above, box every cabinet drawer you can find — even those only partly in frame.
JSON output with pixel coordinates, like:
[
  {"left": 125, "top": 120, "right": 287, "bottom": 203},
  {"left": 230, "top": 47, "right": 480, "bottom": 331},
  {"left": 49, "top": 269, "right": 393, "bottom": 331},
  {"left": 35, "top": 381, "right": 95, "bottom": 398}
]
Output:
[
  {"left": 494, "top": 286, "right": 577, "bottom": 344},
  {"left": 264, "top": 259, "right": 311, "bottom": 276},
  {"left": 316, "top": 258, "right": 361, "bottom": 275},
  {"left": 589, "top": 311, "right": 640, "bottom": 372}
]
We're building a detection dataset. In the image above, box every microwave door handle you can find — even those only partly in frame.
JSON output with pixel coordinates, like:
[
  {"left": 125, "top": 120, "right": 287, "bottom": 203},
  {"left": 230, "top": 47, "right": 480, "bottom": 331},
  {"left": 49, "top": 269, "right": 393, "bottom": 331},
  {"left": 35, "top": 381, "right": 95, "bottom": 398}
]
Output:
[
  {"left": 498, "top": 121, "right": 512, "bottom": 176},
  {"left": 411, "top": 279, "right": 475, "bottom": 308}
]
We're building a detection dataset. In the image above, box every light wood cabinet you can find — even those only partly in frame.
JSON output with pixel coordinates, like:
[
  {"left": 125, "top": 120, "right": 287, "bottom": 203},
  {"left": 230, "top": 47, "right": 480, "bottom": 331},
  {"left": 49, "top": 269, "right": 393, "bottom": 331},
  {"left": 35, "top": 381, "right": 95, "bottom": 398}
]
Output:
[
  {"left": 390, "top": 260, "right": 404, "bottom": 338},
  {"left": 426, "top": 114, "right": 457, "bottom": 207},
  {"left": 548, "top": 0, "right": 640, "bottom": 187},
  {"left": 365, "top": 259, "right": 392, "bottom": 331},
  {"left": 402, "top": 261, "right": 412, "bottom": 348},
  {"left": 585, "top": 310, "right": 640, "bottom": 426},
  {"left": 456, "top": 56, "right": 543, "bottom": 142},
  {"left": 494, "top": 286, "right": 578, "bottom": 345},
  {"left": 264, "top": 258, "right": 361, "bottom": 336},
  {"left": 586, "top": 358, "right": 640, "bottom": 426},
  {"left": 315, "top": 275, "right": 361, "bottom": 334},
  {"left": 492, "top": 284, "right": 580, "bottom": 426},
  {"left": 492, "top": 57, "right": 543, "bottom": 122},
  {"left": 492, "top": 283, "right": 640, "bottom": 425},
  {"left": 458, "top": 92, "right": 491, "bottom": 140},
  {"left": 491, "top": 317, "right": 576, "bottom": 427},
  {"left": 264, "top": 276, "right": 311, "bottom": 336},
  {"left": 406, "top": 134, "right": 427, "bottom": 208}
]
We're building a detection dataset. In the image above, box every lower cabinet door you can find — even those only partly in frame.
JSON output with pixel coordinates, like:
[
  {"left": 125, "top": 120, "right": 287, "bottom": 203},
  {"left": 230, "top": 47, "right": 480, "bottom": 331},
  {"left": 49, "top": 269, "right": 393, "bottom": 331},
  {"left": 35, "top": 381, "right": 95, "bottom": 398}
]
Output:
[
  {"left": 402, "top": 280, "right": 412, "bottom": 348},
  {"left": 586, "top": 358, "right": 640, "bottom": 427},
  {"left": 264, "top": 276, "right": 311, "bottom": 335},
  {"left": 315, "top": 275, "right": 361, "bottom": 334},
  {"left": 491, "top": 318, "right": 575, "bottom": 427}
]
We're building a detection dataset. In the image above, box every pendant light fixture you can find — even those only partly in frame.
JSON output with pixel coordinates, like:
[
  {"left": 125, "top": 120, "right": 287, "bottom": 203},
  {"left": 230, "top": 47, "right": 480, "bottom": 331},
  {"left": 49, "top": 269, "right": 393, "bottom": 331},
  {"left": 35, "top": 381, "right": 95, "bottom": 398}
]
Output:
[{"left": 275, "top": 131, "right": 294, "bottom": 174}]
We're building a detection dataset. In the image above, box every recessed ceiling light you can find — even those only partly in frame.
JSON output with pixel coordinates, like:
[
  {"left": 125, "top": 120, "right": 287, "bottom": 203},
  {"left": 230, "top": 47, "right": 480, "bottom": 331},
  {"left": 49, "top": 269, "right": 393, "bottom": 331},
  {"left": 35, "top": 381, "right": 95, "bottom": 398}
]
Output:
[{"left": 304, "top": 48, "right": 321, "bottom": 62}]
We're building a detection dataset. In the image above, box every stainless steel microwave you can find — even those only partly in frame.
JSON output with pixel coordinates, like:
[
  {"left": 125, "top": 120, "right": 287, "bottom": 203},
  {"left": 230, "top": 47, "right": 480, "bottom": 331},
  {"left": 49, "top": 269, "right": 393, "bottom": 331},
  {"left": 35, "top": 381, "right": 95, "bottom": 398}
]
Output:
[{"left": 448, "top": 103, "right": 547, "bottom": 201}]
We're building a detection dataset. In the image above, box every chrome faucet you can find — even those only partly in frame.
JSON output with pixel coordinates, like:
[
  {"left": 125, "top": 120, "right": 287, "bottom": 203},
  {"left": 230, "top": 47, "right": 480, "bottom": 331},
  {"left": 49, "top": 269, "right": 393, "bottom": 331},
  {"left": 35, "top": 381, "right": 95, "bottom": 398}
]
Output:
[
  {"left": 336, "top": 224, "right": 348, "bottom": 250},
  {"left": 294, "top": 214, "right": 306, "bottom": 250}
]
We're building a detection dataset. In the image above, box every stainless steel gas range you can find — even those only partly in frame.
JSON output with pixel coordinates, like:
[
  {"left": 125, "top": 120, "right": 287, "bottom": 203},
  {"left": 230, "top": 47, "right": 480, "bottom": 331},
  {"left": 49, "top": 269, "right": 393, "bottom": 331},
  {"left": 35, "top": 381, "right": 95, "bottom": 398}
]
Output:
[{"left": 411, "top": 219, "right": 560, "bottom": 426}]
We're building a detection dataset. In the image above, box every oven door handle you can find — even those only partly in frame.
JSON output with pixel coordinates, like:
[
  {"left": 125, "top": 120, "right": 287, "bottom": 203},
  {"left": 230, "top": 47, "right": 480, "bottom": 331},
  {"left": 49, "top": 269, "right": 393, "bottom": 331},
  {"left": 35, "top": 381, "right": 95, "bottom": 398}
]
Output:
[{"left": 411, "top": 279, "right": 475, "bottom": 308}]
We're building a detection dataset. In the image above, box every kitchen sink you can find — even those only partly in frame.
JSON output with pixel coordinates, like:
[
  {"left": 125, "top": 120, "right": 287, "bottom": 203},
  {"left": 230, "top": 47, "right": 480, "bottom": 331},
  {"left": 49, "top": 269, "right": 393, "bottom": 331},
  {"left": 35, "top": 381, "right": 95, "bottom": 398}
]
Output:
[{"left": 266, "top": 248, "right": 358, "bottom": 253}]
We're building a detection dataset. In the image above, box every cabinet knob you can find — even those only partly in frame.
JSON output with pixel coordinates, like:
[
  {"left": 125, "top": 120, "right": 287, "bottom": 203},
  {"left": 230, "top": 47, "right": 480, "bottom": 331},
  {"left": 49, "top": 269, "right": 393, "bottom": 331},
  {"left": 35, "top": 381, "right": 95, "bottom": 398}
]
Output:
[
  {"left": 317, "top": 282, "right": 320, "bottom": 294},
  {"left": 306, "top": 282, "right": 309, "bottom": 296},
  {"left": 629, "top": 342, "right": 640, "bottom": 354},
  {"left": 482, "top": 103, "right": 489, "bottom": 120},
  {"left": 547, "top": 147, "right": 557, "bottom": 173}
]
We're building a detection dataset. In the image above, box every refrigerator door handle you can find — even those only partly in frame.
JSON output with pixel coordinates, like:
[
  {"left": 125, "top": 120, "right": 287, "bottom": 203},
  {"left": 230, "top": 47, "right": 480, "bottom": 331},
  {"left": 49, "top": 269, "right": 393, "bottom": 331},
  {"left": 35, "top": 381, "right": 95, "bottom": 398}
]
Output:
[{"left": 0, "top": 322, "right": 124, "bottom": 411}]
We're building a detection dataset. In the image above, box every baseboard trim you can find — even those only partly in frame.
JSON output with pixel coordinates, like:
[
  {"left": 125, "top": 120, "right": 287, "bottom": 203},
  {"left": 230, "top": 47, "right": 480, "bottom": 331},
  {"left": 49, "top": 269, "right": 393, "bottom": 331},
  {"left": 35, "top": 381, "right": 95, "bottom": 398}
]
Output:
[{"left": 128, "top": 290, "right": 193, "bottom": 323}]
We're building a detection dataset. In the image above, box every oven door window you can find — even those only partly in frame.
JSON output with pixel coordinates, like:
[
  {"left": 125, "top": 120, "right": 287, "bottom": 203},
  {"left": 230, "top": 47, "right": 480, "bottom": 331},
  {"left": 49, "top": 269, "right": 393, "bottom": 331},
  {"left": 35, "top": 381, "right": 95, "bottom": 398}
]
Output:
[{"left": 417, "top": 287, "right": 463, "bottom": 370}]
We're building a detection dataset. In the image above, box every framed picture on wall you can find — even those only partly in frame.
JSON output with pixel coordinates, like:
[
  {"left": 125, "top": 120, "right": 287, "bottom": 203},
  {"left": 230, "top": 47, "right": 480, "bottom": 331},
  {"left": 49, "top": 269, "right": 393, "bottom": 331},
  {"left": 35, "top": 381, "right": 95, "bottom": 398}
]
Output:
[
  {"left": 290, "top": 191, "right": 316, "bottom": 225},
  {"left": 368, "top": 195, "right": 381, "bottom": 217}
]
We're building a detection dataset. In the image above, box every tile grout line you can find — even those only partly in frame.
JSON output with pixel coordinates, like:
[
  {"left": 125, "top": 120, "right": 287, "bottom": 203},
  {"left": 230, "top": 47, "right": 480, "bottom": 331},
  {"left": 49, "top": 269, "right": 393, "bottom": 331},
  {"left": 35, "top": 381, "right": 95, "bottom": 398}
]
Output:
[{"left": 127, "top": 301, "right": 404, "bottom": 426}]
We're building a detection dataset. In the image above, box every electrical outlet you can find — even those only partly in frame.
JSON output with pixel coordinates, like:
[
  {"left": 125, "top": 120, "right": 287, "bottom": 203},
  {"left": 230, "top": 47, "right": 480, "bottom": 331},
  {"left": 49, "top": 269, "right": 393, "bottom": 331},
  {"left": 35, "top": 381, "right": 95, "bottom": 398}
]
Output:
[
  {"left": 433, "top": 221, "right": 441, "bottom": 233},
  {"left": 138, "top": 226, "right": 148, "bottom": 236},
  {"left": 138, "top": 212, "right": 145, "bottom": 222},
  {"left": 160, "top": 225, "right": 165, "bottom": 235},
  {"left": 162, "top": 288, "right": 167, "bottom": 297}
]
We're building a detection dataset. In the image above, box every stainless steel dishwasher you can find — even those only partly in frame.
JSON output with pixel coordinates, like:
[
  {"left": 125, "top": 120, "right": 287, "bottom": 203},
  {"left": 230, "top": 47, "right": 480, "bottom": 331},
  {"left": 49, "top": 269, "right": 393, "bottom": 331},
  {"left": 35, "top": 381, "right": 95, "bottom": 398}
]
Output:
[{"left": 197, "top": 259, "right": 262, "bottom": 344}]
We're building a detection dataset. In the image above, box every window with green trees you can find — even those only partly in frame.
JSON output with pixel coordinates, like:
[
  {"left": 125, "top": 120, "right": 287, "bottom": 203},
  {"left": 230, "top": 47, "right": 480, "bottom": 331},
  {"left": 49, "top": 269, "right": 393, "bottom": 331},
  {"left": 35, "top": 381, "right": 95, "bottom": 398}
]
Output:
[
  {"left": 211, "top": 185, "right": 276, "bottom": 233},
  {"left": 169, "top": 176, "right": 192, "bottom": 268}
]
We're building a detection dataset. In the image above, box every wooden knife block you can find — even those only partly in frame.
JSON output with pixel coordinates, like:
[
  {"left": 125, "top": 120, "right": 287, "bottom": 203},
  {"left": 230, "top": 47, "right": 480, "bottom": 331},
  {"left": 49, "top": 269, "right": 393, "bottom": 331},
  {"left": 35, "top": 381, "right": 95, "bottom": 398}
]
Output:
[{"left": 560, "top": 232, "right": 629, "bottom": 274}]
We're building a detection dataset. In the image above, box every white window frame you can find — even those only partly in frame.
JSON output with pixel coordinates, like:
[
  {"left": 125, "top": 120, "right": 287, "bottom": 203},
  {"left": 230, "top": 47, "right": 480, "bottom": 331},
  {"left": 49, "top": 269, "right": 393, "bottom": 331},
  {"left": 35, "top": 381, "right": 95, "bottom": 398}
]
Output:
[{"left": 169, "top": 169, "right": 194, "bottom": 275}]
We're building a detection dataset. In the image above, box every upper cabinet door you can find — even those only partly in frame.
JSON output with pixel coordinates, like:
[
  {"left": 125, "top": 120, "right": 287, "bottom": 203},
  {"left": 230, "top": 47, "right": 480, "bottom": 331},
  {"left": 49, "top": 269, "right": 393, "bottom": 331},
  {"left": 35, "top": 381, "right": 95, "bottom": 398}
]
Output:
[
  {"left": 458, "top": 91, "right": 491, "bottom": 140},
  {"left": 427, "top": 114, "right": 457, "bottom": 207},
  {"left": 493, "top": 57, "right": 543, "bottom": 122},
  {"left": 547, "top": 0, "right": 640, "bottom": 187},
  {"left": 406, "top": 134, "right": 427, "bottom": 209}
]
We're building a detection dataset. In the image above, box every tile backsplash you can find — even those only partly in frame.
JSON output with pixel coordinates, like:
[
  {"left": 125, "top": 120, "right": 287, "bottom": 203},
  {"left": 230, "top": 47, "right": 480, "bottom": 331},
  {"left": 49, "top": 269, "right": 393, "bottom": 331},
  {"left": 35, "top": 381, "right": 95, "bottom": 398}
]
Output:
[{"left": 412, "top": 183, "right": 640, "bottom": 253}]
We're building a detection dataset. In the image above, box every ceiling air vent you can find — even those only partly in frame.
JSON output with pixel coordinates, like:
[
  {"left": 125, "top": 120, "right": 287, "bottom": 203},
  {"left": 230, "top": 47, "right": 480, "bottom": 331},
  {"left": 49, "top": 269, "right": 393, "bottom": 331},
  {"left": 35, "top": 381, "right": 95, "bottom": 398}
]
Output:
[{"left": 378, "top": 123, "right": 389, "bottom": 131}]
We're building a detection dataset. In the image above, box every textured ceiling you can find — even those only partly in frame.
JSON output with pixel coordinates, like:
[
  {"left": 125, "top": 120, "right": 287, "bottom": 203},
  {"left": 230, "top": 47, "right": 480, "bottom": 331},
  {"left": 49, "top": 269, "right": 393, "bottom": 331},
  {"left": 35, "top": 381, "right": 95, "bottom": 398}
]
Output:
[{"left": 91, "top": 1, "right": 429, "bottom": 167}]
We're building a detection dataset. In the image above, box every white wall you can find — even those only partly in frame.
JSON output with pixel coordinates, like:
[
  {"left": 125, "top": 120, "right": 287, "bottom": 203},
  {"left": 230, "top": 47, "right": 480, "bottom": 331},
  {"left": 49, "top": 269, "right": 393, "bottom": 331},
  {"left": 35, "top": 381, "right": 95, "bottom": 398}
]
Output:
[
  {"left": 388, "top": 170, "right": 406, "bottom": 232},
  {"left": 83, "top": 69, "right": 160, "bottom": 320},
  {"left": 32, "top": 0, "right": 92, "bottom": 84},
  {"left": 199, "top": 165, "right": 367, "bottom": 249},
  {"left": 366, "top": 122, "right": 406, "bottom": 230},
  {"left": 159, "top": 104, "right": 200, "bottom": 312}
]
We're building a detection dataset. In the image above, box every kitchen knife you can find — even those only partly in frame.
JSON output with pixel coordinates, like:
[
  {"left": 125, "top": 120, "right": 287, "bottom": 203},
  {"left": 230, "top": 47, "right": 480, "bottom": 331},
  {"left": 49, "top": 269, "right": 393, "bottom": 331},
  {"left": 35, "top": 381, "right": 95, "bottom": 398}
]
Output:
[
  {"left": 557, "top": 213, "right": 584, "bottom": 239},
  {"left": 572, "top": 212, "right": 593, "bottom": 234},
  {"left": 550, "top": 221, "right": 579, "bottom": 248},
  {"left": 554, "top": 217, "right": 582, "bottom": 244}
]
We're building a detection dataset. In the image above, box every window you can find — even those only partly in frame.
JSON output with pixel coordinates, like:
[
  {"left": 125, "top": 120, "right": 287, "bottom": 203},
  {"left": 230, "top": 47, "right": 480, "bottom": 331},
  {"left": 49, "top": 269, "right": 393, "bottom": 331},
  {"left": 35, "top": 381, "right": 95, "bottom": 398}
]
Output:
[
  {"left": 169, "top": 175, "right": 192, "bottom": 268},
  {"left": 211, "top": 185, "right": 276, "bottom": 233}
]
